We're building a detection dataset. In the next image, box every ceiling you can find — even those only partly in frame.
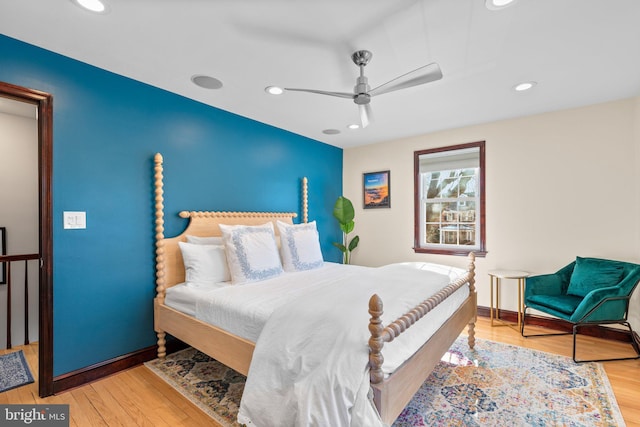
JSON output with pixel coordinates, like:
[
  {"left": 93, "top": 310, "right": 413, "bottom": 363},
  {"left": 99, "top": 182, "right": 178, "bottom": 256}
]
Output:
[{"left": 1, "top": 0, "right": 639, "bottom": 148}]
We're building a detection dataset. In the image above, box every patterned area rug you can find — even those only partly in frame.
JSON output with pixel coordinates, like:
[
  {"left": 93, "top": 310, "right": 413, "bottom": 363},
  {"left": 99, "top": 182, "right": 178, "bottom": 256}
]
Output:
[
  {"left": 394, "top": 338, "right": 625, "bottom": 427},
  {"left": 0, "top": 350, "right": 34, "bottom": 393},
  {"left": 145, "top": 338, "right": 625, "bottom": 427}
]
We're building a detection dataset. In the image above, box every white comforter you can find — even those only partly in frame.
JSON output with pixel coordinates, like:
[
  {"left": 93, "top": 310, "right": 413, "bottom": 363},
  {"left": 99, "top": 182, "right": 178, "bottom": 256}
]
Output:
[
  {"left": 196, "top": 263, "right": 369, "bottom": 342},
  {"left": 236, "top": 262, "right": 467, "bottom": 427}
]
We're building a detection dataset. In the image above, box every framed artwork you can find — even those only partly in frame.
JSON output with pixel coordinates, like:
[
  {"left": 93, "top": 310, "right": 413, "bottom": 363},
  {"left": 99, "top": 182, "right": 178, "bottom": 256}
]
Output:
[
  {"left": 0, "top": 227, "right": 5, "bottom": 285},
  {"left": 363, "top": 170, "right": 391, "bottom": 209}
]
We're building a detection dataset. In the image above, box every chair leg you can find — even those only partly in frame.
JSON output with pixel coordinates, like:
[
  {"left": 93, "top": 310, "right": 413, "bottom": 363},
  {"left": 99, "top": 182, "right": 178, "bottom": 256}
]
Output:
[
  {"left": 521, "top": 306, "right": 572, "bottom": 338},
  {"left": 573, "top": 322, "right": 640, "bottom": 363}
]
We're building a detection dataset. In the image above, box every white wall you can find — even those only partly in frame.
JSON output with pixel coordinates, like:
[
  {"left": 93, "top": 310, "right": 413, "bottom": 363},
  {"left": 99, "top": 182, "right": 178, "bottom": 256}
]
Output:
[
  {"left": 343, "top": 97, "right": 640, "bottom": 330},
  {"left": 0, "top": 110, "right": 39, "bottom": 349}
]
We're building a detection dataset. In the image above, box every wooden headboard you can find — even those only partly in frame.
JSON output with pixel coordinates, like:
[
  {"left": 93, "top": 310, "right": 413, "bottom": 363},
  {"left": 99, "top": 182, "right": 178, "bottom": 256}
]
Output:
[{"left": 153, "top": 153, "right": 308, "bottom": 300}]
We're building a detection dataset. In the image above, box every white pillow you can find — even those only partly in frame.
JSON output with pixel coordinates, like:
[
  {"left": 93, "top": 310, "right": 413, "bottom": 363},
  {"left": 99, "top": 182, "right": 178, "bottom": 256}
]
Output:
[
  {"left": 186, "top": 235, "right": 223, "bottom": 246},
  {"left": 276, "top": 221, "right": 324, "bottom": 272},
  {"left": 219, "top": 222, "right": 283, "bottom": 284},
  {"left": 178, "top": 242, "right": 231, "bottom": 285}
]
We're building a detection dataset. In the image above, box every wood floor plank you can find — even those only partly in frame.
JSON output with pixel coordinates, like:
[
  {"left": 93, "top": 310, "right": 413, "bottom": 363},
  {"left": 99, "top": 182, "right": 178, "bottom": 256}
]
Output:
[
  {"left": 70, "top": 387, "right": 107, "bottom": 427},
  {"left": 121, "top": 369, "right": 202, "bottom": 426},
  {"left": 93, "top": 376, "right": 159, "bottom": 427},
  {"left": 86, "top": 382, "right": 131, "bottom": 427},
  {"left": 40, "top": 393, "right": 79, "bottom": 427},
  {"left": 22, "top": 343, "right": 39, "bottom": 369},
  {"left": 67, "top": 390, "right": 105, "bottom": 427},
  {"left": 135, "top": 366, "right": 221, "bottom": 426},
  {"left": 3, "top": 384, "right": 26, "bottom": 404},
  {"left": 14, "top": 380, "right": 37, "bottom": 405},
  {"left": 107, "top": 374, "right": 174, "bottom": 427}
]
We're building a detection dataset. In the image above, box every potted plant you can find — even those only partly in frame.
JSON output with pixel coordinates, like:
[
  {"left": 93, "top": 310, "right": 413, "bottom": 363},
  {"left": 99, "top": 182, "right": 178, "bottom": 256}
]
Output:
[{"left": 332, "top": 196, "right": 359, "bottom": 264}]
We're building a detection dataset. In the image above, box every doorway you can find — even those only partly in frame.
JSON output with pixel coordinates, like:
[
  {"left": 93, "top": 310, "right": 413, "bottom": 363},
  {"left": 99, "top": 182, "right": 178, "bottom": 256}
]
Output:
[{"left": 0, "top": 81, "right": 53, "bottom": 397}]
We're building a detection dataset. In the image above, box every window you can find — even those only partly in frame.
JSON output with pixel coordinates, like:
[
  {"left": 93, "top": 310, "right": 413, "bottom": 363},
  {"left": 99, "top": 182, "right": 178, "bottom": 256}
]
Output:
[{"left": 414, "top": 141, "right": 486, "bottom": 256}]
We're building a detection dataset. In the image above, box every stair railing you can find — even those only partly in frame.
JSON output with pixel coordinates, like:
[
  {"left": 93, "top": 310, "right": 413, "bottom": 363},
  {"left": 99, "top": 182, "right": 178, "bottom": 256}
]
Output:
[{"left": 0, "top": 253, "right": 39, "bottom": 349}]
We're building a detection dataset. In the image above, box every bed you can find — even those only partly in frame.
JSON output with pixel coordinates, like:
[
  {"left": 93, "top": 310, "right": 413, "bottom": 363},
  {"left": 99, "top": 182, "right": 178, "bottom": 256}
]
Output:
[{"left": 152, "top": 153, "right": 478, "bottom": 425}]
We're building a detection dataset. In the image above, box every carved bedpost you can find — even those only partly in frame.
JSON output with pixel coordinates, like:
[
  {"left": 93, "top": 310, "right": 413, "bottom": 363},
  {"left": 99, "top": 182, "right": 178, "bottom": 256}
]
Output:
[
  {"left": 154, "top": 153, "right": 167, "bottom": 358},
  {"left": 368, "top": 294, "right": 385, "bottom": 384},
  {"left": 302, "top": 177, "right": 308, "bottom": 224},
  {"left": 154, "top": 153, "right": 166, "bottom": 298},
  {"left": 467, "top": 252, "right": 476, "bottom": 349}
]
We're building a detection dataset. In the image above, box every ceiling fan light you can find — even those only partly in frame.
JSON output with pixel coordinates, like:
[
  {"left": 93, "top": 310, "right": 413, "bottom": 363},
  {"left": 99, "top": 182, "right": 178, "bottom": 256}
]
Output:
[
  {"left": 265, "top": 86, "right": 284, "bottom": 95},
  {"left": 514, "top": 81, "right": 536, "bottom": 91},
  {"left": 485, "top": 0, "right": 517, "bottom": 10},
  {"left": 73, "top": 0, "right": 108, "bottom": 13}
]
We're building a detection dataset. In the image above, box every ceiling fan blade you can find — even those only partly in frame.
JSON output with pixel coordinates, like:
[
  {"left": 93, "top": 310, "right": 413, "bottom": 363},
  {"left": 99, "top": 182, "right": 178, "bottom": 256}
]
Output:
[
  {"left": 359, "top": 103, "right": 373, "bottom": 128},
  {"left": 284, "top": 88, "right": 355, "bottom": 99},
  {"left": 369, "top": 63, "right": 442, "bottom": 97}
]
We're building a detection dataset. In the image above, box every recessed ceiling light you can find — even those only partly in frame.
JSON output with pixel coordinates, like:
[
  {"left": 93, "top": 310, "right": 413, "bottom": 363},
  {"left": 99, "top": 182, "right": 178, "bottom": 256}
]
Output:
[
  {"left": 347, "top": 124, "right": 360, "bottom": 130},
  {"left": 72, "top": 0, "right": 108, "bottom": 13},
  {"left": 322, "top": 129, "right": 341, "bottom": 135},
  {"left": 485, "top": 0, "right": 517, "bottom": 10},
  {"left": 514, "top": 81, "right": 537, "bottom": 92},
  {"left": 191, "top": 75, "right": 223, "bottom": 90},
  {"left": 265, "top": 86, "right": 284, "bottom": 95}
]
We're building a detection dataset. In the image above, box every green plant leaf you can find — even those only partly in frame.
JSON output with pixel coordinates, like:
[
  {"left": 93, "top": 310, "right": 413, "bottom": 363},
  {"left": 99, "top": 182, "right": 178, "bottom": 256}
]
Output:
[
  {"left": 332, "top": 195, "right": 358, "bottom": 264},
  {"left": 348, "top": 235, "right": 360, "bottom": 251},
  {"left": 333, "top": 196, "right": 355, "bottom": 225},
  {"left": 332, "top": 242, "right": 347, "bottom": 253},
  {"left": 340, "top": 220, "right": 355, "bottom": 234}
]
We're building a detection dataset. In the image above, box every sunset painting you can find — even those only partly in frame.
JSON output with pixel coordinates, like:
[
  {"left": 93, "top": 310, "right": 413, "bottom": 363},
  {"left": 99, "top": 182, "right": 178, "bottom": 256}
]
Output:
[{"left": 363, "top": 170, "right": 390, "bottom": 209}]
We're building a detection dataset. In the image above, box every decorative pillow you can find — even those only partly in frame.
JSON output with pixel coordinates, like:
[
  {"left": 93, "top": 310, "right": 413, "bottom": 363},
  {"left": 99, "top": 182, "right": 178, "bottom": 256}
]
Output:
[
  {"left": 276, "top": 220, "right": 324, "bottom": 272},
  {"left": 186, "top": 235, "right": 223, "bottom": 246},
  {"left": 567, "top": 257, "right": 624, "bottom": 297},
  {"left": 178, "top": 242, "right": 231, "bottom": 285},
  {"left": 219, "top": 222, "right": 283, "bottom": 284}
]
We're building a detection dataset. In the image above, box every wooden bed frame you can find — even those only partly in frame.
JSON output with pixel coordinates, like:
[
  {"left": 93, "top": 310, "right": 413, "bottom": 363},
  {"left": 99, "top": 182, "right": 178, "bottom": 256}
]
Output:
[{"left": 152, "top": 153, "right": 477, "bottom": 425}]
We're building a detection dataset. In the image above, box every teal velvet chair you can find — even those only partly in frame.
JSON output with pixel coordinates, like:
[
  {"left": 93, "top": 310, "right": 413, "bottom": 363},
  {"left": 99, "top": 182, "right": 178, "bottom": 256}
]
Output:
[{"left": 522, "top": 256, "right": 640, "bottom": 362}]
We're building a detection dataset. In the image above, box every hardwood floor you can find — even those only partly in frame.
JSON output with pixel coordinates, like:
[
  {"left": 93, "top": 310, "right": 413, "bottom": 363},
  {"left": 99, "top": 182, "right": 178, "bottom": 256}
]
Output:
[{"left": 2, "top": 317, "right": 639, "bottom": 426}]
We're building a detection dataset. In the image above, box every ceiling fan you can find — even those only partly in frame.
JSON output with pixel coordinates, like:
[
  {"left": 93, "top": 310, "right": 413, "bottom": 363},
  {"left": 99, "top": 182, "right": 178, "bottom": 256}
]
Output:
[{"left": 282, "top": 50, "right": 443, "bottom": 128}]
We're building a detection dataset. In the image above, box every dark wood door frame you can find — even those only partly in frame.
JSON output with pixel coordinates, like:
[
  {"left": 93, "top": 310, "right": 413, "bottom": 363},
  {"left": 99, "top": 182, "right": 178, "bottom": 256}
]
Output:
[{"left": 0, "top": 81, "right": 53, "bottom": 397}]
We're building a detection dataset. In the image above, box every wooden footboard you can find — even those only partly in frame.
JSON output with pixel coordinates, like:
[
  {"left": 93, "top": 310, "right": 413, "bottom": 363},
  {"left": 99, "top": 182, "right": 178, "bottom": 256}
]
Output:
[{"left": 368, "top": 252, "right": 477, "bottom": 424}]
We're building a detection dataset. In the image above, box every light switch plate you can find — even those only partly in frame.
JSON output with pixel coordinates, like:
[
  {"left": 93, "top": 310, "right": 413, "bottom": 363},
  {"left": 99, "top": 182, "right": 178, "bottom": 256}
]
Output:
[{"left": 63, "top": 211, "right": 86, "bottom": 229}]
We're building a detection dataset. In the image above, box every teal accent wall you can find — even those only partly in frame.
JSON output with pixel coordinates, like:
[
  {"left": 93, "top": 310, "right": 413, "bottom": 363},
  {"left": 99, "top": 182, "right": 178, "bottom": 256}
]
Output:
[{"left": 0, "top": 34, "right": 343, "bottom": 376}]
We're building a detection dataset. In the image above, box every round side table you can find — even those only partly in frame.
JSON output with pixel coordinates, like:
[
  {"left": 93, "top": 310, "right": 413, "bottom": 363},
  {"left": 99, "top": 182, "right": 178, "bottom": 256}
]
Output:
[{"left": 488, "top": 270, "right": 529, "bottom": 330}]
